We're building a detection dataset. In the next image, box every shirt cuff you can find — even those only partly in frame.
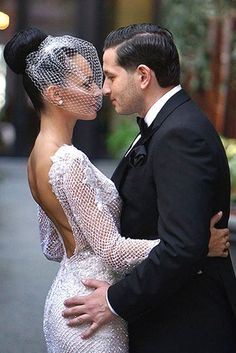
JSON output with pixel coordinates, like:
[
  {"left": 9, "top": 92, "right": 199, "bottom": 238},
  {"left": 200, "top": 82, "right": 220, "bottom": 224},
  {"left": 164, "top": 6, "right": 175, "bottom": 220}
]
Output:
[{"left": 106, "top": 289, "right": 119, "bottom": 316}]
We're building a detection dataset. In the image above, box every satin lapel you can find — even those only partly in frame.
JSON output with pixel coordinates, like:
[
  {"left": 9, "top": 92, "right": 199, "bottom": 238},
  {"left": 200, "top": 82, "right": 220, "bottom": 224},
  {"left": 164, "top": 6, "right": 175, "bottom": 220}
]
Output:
[
  {"left": 139, "top": 89, "right": 191, "bottom": 144},
  {"left": 112, "top": 90, "right": 190, "bottom": 190},
  {"left": 111, "top": 156, "right": 129, "bottom": 190},
  {"left": 111, "top": 132, "right": 140, "bottom": 190}
]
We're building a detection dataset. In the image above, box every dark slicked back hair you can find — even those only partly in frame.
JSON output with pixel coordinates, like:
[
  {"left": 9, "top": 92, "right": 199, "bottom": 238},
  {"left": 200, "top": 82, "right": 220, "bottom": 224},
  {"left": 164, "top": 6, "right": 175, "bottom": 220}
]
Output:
[{"left": 103, "top": 23, "right": 180, "bottom": 87}]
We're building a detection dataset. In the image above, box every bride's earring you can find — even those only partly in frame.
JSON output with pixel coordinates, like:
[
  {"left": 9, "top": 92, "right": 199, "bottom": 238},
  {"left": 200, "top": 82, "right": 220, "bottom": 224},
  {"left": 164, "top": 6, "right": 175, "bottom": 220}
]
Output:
[{"left": 58, "top": 99, "right": 64, "bottom": 106}]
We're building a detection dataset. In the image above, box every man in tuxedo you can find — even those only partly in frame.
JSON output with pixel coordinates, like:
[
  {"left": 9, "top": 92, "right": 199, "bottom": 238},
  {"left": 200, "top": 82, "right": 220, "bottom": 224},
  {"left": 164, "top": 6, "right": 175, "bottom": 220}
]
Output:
[{"left": 63, "top": 23, "right": 236, "bottom": 352}]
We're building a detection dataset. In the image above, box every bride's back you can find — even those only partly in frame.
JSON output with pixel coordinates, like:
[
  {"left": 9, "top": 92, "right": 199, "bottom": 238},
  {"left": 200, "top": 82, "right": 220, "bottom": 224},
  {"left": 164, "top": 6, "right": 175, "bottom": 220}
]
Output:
[{"left": 28, "top": 141, "right": 76, "bottom": 257}]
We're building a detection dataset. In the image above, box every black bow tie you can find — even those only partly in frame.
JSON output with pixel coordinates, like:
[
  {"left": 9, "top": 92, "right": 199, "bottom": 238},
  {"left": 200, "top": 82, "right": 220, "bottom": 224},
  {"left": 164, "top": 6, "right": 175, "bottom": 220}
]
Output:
[{"left": 137, "top": 117, "right": 148, "bottom": 136}]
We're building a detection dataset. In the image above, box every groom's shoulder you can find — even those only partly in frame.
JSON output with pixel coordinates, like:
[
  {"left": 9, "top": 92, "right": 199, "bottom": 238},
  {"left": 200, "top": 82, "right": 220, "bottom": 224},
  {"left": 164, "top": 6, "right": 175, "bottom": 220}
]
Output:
[
  {"left": 165, "top": 94, "right": 216, "bottom": 134},
  {"left": 151, "top": 103, "right": 220, "bottom": 151}
]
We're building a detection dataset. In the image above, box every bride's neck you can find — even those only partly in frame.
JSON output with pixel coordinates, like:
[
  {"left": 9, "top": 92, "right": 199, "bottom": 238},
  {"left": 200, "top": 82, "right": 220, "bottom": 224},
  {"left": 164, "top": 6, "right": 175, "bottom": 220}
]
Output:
[{"left": 39, "top": 110, "right": 76, "bottom": 147}]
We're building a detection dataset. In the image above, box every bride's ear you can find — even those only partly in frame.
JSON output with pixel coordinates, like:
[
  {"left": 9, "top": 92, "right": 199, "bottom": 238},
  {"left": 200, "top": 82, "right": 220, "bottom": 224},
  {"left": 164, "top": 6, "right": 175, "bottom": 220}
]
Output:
[{"left": 45, "top": 85, "right": 64, "bottom": 106}]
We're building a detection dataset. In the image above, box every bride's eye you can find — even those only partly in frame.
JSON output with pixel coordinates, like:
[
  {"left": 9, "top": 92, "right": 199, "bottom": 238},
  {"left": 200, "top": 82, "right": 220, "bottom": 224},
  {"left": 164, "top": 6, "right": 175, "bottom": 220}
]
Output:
[{"left": 82, "top": 77, "right": 93, "bottom": 89}]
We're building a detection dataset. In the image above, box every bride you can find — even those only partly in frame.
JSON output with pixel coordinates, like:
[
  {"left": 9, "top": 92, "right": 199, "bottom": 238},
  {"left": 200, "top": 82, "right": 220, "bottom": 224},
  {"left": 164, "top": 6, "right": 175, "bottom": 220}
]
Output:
[{"left": 4, "top": 27, "right": 230, "bottom": 353}]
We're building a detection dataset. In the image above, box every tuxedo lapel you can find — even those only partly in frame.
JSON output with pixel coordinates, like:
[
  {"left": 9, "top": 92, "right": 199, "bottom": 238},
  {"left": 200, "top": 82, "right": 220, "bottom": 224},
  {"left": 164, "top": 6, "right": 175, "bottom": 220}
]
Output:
[
  {"left": 111, "top": 132, "right": 140, "bottom": 189},
  {"left": 152, "top": 89, "right": 190, "bottom": 129},
  {"left": 112, "top": 89, "right": 190, "bottom": 190},
  {"left": 143, "top": 89, "right": 190, "bottom": 139},
  {"left": 111, "top": 155, "right": 129, "bottom": 190}
]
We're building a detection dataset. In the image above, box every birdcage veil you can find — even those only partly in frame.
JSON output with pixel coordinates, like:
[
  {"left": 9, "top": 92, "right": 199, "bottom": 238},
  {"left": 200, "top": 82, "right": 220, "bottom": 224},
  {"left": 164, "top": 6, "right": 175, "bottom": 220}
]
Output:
[{"left": 25, "top": 35, "right": 103, "bottom": 115}]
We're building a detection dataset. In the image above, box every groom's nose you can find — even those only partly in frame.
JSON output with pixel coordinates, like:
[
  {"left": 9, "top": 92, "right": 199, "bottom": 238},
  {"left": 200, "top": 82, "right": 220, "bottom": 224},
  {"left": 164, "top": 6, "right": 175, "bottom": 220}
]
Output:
[{"left": 102, "top": 79, "right": 111, "bottom": 96}]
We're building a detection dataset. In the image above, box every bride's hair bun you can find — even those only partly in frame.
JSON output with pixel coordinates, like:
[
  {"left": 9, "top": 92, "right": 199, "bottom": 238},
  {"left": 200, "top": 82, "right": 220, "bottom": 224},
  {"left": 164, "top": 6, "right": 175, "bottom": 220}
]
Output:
[{"left": 3, "top": 27, "right": 47, "bottom": 74}]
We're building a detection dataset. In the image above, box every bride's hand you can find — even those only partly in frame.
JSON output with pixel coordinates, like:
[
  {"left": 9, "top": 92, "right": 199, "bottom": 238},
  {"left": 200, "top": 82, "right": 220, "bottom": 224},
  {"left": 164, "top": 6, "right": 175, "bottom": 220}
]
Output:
[{"left": 208, "top": 211, "right": 230, "bottom": 257}]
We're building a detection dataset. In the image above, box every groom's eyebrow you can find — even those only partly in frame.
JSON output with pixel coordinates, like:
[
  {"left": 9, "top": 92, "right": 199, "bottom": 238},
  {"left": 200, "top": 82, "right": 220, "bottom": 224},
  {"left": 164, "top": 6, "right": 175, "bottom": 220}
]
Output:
[{"left": 103, "top": 69, "right": 115, "bottom": 77}]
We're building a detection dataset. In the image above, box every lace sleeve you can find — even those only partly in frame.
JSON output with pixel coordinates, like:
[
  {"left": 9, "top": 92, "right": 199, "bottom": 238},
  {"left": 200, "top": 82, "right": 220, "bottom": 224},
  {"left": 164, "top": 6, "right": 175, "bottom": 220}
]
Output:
[
  {"left": 64, "top": 155, "right": 159, "bottom": 273},
  {"left": 38, "top": 206, "right": 64, "bottom": 262}
]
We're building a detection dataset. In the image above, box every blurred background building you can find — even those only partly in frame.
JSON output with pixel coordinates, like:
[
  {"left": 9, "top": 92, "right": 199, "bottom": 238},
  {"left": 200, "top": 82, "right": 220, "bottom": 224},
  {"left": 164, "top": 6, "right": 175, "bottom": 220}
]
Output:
[{"left": 0, "top": 0, "right": 235, "bottom": 161}]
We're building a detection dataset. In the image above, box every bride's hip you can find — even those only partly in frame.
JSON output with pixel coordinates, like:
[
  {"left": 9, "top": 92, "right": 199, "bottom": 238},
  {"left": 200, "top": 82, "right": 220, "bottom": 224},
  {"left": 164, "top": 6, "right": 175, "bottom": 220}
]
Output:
[{"left": 45, "top": 252, "right": 117, "bottom": 305}]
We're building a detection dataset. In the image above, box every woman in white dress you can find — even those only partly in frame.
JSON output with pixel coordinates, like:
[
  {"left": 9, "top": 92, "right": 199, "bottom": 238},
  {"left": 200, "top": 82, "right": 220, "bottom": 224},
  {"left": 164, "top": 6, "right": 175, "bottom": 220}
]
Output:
[{"left": 4, "top": 28, "right": 230, "bottom": 353}]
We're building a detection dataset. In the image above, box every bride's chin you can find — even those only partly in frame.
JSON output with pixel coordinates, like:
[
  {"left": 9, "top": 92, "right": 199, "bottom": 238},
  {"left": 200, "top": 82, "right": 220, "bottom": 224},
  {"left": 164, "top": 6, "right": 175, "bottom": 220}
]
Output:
[{"left": 77, "top": 111, "right": 97, "bottom": 121}]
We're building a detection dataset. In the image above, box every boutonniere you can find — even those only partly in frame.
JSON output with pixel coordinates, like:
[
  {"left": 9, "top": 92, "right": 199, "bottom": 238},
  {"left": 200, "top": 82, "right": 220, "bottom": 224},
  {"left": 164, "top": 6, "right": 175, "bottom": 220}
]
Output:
[{"left": 128, "top": 145, "right": 147, "bottom": 167}]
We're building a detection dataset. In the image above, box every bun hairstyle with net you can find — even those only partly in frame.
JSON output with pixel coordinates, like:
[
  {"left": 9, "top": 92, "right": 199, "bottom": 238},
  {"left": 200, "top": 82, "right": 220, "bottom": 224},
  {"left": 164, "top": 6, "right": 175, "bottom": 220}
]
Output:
[
  {"left": 4, "top": 27, "right": 103, "bottom": 115},
  {"left": 4, "top": 27, "right": 47, "bottom": 75},
  {"left": 4, "top": 27, "right": 48, "bottom": 112},
  {"left": 25, "top": 35, "right": 103, "bottom": 115}
]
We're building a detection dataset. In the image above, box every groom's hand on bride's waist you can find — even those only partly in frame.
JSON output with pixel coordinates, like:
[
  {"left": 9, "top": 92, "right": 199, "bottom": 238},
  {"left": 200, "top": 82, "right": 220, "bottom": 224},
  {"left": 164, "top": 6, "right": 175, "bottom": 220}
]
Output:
[{"left": 62, "top": 279, "right": 115, "bottom": 338}]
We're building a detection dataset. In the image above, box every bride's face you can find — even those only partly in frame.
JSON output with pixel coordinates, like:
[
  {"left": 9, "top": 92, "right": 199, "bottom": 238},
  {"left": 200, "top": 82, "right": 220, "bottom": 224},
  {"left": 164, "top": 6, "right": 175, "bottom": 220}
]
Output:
[{"left": 61, "top": 54, "right": 103, "bottom": 120}]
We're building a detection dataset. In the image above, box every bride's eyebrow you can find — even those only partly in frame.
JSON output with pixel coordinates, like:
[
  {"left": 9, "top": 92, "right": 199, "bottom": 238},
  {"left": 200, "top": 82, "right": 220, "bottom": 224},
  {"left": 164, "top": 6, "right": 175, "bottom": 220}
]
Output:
[
  {"left": 82, "top": 75, "right": 93, "bottom": 82},
  {"left": 80, "top": 75, "right": 94, "bottom": 88},
  {"left": 77, "top": 71, "right": 93, "bottom": 82}
]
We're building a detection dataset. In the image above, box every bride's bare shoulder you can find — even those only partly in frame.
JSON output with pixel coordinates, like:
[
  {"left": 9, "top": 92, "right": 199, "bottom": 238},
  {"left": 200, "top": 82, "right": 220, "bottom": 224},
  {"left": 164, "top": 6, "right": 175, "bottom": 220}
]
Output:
[{"left": 28, "top": 141, "right": 59, "bottom": 202}]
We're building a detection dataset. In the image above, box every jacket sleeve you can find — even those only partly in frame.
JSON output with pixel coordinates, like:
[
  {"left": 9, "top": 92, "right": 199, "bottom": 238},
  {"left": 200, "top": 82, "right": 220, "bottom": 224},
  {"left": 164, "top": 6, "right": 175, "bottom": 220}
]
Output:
[
  {"left": 63, "top": 154, "right": 159, "bottom": 274},
  {"left": 108, "top": 126, "right": 217, "bottom": 321}
]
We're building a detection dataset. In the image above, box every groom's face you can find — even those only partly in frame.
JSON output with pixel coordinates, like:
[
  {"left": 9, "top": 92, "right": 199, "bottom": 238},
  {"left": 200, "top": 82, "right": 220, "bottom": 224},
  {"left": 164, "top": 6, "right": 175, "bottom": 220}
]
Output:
[{"left": 102, "top": 47, "right": 142, "bottom": 116}]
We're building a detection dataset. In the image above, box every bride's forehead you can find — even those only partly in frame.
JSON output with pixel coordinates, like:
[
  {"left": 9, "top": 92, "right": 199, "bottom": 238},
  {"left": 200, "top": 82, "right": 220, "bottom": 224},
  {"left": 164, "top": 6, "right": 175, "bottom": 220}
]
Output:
[{"left": 70, "top": 54, "right": 91, "bottom": 74}]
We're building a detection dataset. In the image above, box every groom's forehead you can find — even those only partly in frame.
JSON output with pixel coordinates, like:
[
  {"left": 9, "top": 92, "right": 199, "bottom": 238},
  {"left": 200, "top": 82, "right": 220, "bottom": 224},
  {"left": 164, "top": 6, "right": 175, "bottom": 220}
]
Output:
[
  {"left": 103, "top": 49, "right": 125, "bottom": 77},
  {"left": 103, "top": 48, "right": 118, "bottom": 66}
]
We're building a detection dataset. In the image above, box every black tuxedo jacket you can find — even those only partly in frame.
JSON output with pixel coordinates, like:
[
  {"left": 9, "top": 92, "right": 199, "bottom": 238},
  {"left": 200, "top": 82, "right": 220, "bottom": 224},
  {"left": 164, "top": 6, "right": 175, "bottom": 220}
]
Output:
[{"left": 108, "top": 89, "right": 236, "bottom": 353}]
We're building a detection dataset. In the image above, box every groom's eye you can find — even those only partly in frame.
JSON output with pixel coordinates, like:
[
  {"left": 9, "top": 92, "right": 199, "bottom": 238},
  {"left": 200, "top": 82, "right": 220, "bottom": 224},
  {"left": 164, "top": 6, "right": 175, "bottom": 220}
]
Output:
[{"left": 107, "top": 75, "right": 115, "bottom": 81}]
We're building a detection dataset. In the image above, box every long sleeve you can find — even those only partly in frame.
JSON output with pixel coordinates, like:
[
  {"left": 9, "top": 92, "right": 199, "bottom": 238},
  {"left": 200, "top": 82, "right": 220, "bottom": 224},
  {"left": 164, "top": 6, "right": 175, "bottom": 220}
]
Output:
[
  {"left": 38, "top": 206, "right": 64, "bottom": 262},
  {"left": 63, "top": 154, "right": 159, "bottom": 273}
]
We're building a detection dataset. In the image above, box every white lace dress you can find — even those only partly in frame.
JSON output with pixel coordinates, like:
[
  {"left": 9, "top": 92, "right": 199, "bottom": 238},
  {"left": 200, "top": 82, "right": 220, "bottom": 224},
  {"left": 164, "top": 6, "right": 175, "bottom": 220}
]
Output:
[{"left": 38, "top": 145, "right": 159, "bottom": 353}]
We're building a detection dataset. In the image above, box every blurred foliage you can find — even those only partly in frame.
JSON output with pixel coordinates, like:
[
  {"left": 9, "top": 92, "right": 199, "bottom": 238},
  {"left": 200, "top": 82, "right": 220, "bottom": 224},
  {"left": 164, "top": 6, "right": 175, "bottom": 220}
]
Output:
[{"left": 107, "top": 115, "right": 138, "bottom": 158}]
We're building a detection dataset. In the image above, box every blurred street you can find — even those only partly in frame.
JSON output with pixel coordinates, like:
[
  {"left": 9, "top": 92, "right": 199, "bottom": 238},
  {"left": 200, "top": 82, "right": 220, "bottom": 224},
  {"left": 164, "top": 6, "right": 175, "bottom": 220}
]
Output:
[{"left": 0, "top": 157, "right": 236, "bottom": 353}]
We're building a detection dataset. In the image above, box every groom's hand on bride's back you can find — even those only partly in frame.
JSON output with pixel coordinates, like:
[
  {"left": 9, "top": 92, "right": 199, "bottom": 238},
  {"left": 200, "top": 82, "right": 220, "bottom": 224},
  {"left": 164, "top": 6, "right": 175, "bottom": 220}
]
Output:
[{"left": 62, "top": 279, "right": 115, "bottom": 338}]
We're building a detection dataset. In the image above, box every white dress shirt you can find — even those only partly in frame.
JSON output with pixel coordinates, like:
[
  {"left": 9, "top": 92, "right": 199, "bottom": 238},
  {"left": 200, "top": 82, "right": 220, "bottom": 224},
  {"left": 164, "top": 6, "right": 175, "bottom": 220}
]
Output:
[
  {"left": 125, "top": 85, "right": 182, "bottom": 156},
  {"left": 107, "top": 84, "right": 182, "bottom": 315}
]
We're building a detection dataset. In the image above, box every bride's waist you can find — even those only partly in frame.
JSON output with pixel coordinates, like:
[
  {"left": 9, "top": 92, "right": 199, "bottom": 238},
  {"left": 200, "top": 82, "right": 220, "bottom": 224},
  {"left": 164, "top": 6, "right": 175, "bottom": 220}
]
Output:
[{"left": 59, "top": 248, "right": 116, "bottom": 281}]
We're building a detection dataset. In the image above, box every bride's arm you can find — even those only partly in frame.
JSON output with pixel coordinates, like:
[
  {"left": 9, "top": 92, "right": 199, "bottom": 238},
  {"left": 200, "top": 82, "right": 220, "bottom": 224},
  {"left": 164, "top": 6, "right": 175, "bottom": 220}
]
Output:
[{"left": 64, "top": 156, "right": 159, "bottom": 273}]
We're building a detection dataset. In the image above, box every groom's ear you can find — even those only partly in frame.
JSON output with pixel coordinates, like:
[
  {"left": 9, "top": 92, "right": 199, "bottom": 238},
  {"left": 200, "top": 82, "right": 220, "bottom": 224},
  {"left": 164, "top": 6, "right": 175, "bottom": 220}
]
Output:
[{"left": 136, "top": 64, "right": 151, "bottom": 89}]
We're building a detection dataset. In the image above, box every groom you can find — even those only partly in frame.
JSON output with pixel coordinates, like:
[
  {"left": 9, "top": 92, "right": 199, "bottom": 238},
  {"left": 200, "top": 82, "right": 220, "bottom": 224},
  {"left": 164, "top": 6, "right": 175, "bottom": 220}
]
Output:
[{"left": 63, "top": 24, "right": 236, "bottom": 352}]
